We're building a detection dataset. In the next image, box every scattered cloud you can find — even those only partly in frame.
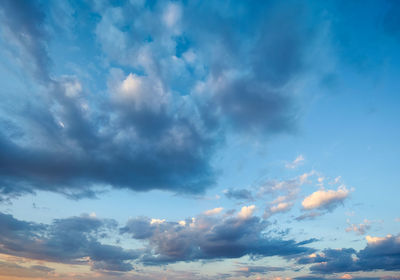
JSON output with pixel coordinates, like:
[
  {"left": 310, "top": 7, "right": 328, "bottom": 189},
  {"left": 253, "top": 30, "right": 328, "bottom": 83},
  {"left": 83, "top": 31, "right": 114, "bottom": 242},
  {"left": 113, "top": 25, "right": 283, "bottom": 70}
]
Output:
[
  {"left": 298, "top": 234, "right": 400, "bottom": 273},
  {"left": 204, "top": 207, "right": 224, "bottom": 216},
  {"left": 238, "top": 205, "right": 256, "bottom": 219},
  {"left": 302, "top": 186, "right": 350, "bottom": 211},
  {"left": 286, "top": 155, "right": 305, "bottom": 169},
  {"left": 121, "top": 206, "right": 314, "bottom": 264},
  {"left": 264, "top": 201, "right": 294, "bottom": 219},
  {"left": 345, "top": 219, "right": 372, "bottom": 235},
  {"left": 0, "top": 212, "right": 136, "bottom": 272},
  {"left": 224, "top": 189, "right": 254, "bottom": 201}
]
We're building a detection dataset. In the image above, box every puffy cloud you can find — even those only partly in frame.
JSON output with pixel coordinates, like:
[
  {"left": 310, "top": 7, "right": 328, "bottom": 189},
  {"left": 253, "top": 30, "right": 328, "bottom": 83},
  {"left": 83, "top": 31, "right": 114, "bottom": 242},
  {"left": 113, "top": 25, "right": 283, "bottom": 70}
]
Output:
[
  {"left": 0, "top": 212, "right": 137, "bottom": 272},
  {"left": 121, "top": 207, "right": 314, "bottom": 264},
  {"left": 0, "top": 0, "right": 320, "bottom": 200},
  {"left": 238, "top": 205, "right": 256, "bottom": 219},
  {"left": 298, "top": 234, "right": 400, "bottom": 273},
  {"left": 296, "top": 184, "right": 350, "bottom": 221},
  {"left": 302, "top": 186, "right": 349, "bottom": 211}
]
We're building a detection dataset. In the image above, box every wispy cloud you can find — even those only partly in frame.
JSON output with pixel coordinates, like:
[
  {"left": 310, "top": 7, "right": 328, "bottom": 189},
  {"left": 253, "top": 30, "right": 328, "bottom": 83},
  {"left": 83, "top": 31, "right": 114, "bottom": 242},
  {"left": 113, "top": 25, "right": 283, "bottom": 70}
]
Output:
[{"left": 286, "top": 155, "right": 305, "bottom": 169}]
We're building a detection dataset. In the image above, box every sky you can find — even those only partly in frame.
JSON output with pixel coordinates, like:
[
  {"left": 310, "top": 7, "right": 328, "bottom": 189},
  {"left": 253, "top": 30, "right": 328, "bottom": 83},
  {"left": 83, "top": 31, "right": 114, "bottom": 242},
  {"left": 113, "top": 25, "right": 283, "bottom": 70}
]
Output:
[{"left": 0, "top": 0, "right": 399, "bottom": 279}]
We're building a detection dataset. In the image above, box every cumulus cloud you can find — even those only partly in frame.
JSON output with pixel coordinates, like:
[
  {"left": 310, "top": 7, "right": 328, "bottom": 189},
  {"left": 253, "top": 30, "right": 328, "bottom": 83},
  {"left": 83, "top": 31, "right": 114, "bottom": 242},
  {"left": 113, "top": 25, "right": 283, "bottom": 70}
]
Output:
[
  {"left": 238, "top": 205, "right": 256, "bottom": 219},
  {"left": 295, "top": 185, "right": 350, "bottom": 220},
  {"left": 0, "top": 212, "right": 137, "bottom": 272},
  {"left": 298, "top": 234, "right": 400, "bottom": 273},
  {"left": 302, "top": 186, "right": 350, "bottom": 211},
  {"left": 0, "top": 0, "right": 321, "bottom": 200},
  {"left": 121, "top": 207, "right": 314, "bottom": 264}
]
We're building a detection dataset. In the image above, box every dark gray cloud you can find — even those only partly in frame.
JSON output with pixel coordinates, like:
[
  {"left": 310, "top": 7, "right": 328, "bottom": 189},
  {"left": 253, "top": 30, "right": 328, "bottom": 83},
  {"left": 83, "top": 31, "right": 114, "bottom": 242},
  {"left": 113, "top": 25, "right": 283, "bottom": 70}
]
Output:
[
  {"left": 0, "top": 0, "right": 50, "bottom": 82},
  {"left": 0, "top": 0, "right": 319, "bottom": 200},
  {"left": 296, "top": 211, "right": 324, "bottom": 221},
  {"left": 224, "top": 188, "right": 254, "bottom": 201},
  {"left": 121, "top": 212, "right": 315, "bottom": 264},
  {"left": 297, "top": 234, "right": 400, "bottom": 273},
  {"left": 0, "top": 212, "right": 137, "bottom": 272},
  {"left": 234, "top": 265, "right": 285, "bottom": 277}
]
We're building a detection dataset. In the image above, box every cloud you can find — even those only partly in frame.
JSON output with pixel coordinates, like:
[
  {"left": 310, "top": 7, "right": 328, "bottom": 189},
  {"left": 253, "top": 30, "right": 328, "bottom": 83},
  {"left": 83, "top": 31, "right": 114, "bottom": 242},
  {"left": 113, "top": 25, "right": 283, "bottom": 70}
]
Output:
[
  {"left": 204, "top": 207, "right": 224, "bottom": 216},
  {"left": 224, "top": 189, "right": 254, "bottom": 201},
  {"left": 0, "top": 212, "right": 137, "bottom": 272},
  {"left": 296, "top": 185, "right": 350, "bottom": 220},
  {"left": 345, "top": 219, "right": 372, "bottom": 235},
  {"left": 238, "top": 205, "right": 256, "bottom": 219},
  {"left": 298, "top": 234, "right": 400, "bottom": 273},
  {"left": 286, "top": 155, "right": 305, "bottom": 169},
  {"left": 234, "top": 265, "right": 285, "bottom": 277},
  {"left": 265, "top": 202, "right": 294, "bottom": 219},
  {"left": 121, "top": 207, "right": 314, "bottom": 264},
  {"left": 261, "top": 171, "right": 314, "bottom": 218},
  {"left": 259, "top": 171, "right": 315, "bottom": 196},
  {"left": 295, "top": 211, "right": 324, "bottom": 221},
  {"left": 0, "top": 0, "right": 321, "bottom": 200},
  {"left": 302, "top": 186, "right": 350, "bottom": 211}
]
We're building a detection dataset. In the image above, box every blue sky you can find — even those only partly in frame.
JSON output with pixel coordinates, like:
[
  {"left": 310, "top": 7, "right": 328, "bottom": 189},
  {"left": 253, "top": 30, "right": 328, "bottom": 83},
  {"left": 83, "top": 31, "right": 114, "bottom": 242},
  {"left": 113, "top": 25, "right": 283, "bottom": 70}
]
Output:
[{"left": 0, "top": 0, "right": 399, "bottom": 279}]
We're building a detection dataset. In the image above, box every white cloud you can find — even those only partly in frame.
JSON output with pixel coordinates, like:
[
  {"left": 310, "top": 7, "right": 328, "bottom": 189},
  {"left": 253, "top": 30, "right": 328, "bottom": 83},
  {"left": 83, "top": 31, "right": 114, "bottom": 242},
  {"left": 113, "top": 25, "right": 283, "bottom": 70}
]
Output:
[
  {"left": 150, "top": 218, "right": 166, "bottom": 225},
  {"left": 365, "top": 234, "right": 399, "bottom": 245},
  {"left": 238, "top": 205, "right": 256, "bottom": 219},
  {"left": 270, "top": 202, "right": 293, "bottom": 213},
  {"left": 285, "top": 155, "right": 305, "bottom": 169},
  {"left": 109, "top": 70, "right": 167, "bottom": 111},
  {"left": 264, "top": 194, "right": 296, "bottom": 219},
  {"left": 204, "top": 207, "right": 223, "bottom": 216},
  {"left": 302, "top": 185, "right": 349, "bottom": 210}
]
